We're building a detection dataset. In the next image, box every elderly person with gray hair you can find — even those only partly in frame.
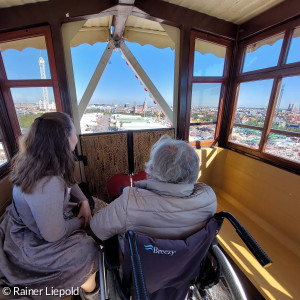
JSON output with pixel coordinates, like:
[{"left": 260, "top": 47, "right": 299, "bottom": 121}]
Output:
[{"left": 90, "top": 135, "right": 217, "bottom": 240}]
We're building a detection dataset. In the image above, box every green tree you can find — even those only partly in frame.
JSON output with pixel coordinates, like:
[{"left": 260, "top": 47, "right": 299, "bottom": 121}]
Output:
[{"left": 18, "top": 113, "right": 43, "bottom": 130}]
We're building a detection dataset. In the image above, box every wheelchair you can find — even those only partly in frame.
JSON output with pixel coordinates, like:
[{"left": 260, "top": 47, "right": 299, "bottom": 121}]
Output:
[{"left": 97, "top": 212, "right": 272, "bottom": 300}]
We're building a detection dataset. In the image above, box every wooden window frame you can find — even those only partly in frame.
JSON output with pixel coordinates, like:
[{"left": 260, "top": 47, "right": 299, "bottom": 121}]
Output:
[
  {"left": 187, "top": 31, "right": 232, "bottom": 147},
  {"left": 227, "top": 19, "right": 300, "bottom": 174},
  {"left": 0, "top": 26, "right": 62, "bottom": 138},
  {"left": 0, "top": 26, "right": 62, "bottom": 177},
  {"left": 0, "top": 89, "right": 15, "bottom": 177}
]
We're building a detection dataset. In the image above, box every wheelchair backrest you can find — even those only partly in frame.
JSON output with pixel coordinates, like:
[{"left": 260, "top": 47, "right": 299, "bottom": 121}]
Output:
[{"left": 123, "top": 216, "right": 223, "bottom": 299}]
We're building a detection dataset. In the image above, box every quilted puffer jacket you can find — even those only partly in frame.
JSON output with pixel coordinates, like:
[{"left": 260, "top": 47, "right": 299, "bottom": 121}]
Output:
[{"left": 90, "top": 179, "right": 217, "bottom": 241}]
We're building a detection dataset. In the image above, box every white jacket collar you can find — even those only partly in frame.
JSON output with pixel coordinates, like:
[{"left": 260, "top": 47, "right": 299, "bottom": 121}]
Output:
[{"left": 133, "top": 179, "right": 194, "bottom": 197}]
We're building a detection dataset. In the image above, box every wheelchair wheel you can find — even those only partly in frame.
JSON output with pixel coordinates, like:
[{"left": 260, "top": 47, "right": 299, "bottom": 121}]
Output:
[{"left": 192, "top": 245, "right": 247, "bottom": 300}]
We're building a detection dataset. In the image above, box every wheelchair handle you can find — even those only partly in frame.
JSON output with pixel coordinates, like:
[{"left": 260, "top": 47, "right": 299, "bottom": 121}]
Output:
[{"left": 215, "top": 212, "right": 272, "bottom": 268}]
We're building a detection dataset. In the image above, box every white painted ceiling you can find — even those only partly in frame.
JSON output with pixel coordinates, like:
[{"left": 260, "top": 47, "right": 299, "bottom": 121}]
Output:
[
  {"left": 0, "top": 0, "right": 48, "bottom": 8},
  {"left": 163, "top": 0, "right": 285, "bottom": 24}
]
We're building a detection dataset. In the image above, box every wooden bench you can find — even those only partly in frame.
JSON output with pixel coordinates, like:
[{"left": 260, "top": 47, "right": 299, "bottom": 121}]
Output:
[
  {"left": 0, "top": 175, "right": 12, "bottom": 218},
  {"left": 197, "top": 147, "right": 300, "bottom": 300}
]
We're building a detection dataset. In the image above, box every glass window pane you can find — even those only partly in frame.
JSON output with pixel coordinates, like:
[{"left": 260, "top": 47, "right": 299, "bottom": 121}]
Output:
[
  {"left": 71, "top": 27, "right": 174, "bottom": 133},
  {"left": 265, "top": 133, "right": 300, "bottom": 163},
  {"left": 272, "top": 76, "right": 300, "bottom": 133},
  {"left": 286, "top": 27, "right": 300, "bottom": 64},
  {"left": 242, "top": 33, "right": 284, "bottom": 72},
  {"left": 189, "top": 124, "right": 216, "bottom": 141},
  {"left": 71, "top": 42, "right": 107, "bottom": 104},
  {"left": 0, "top": 142, "right": 8, "bottom": 166},
  {"left": 194, "top": 39, "right": 226, "bottom": 77},
  {"left": 0, "top": 36, "right": 51, "bottom": 80},
  {"left": 190, "top": 83, "right": 221, "bottom": 123},
  {"left": 234, "top": 80, "right": 273, "bottom": 127},
  {"left": 127, "top": 42, "right": 174, "bottom": 110},
  {"left": 10, "top": 87, "right": 56, "bottom": 134},
  {"left": 230, "top": 126, "right": 262, "bottom": 149}
]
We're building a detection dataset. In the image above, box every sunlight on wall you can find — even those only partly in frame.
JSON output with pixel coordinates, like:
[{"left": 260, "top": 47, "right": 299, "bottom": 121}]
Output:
[
  {"left": 217, "top": 236, "right": 253, "bottom": 275},
  {"left": 231, "top": 242, "right": 293, "bottom": 298}
]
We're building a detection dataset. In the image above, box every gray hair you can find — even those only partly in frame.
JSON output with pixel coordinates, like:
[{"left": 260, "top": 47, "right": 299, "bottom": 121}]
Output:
[{"left": 145, "top": 135, "right": 199, "bottom": 184}]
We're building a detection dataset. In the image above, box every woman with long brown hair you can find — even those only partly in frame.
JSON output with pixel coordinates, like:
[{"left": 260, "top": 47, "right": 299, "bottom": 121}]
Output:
[{"left": 0, "top": 112, "right": 99, "bottom": 299}]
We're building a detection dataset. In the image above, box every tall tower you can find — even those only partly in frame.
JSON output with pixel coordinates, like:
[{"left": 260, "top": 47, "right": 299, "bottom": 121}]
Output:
[
  {"left": 276, "top": 83, "right": 285, "bottom": 112},
  {"left": 39, "top": 57, "right": 49, "bottom": 110},
  {"left": 143, "top": 98, "right": 147, "bottom": 117}
]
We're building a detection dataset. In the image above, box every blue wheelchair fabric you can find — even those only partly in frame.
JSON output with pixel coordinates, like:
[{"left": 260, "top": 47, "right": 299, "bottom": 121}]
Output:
[{"left": 123, "top": 216, "right": 223, "bottom": 300}]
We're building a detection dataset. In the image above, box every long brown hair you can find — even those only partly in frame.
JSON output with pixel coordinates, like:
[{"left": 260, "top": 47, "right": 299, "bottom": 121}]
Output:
[{"left": 10, "top": 112, "right": 77, "bottom": 193}]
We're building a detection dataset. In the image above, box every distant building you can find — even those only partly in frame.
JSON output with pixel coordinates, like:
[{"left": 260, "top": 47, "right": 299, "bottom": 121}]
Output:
[
  {"left": 38, "top": 100, "right": 56, "bottom": 111},
  {"left": 49, "top": 102, "right": 56, "bottom": 110},
  {"left": 133, "top": 104, "right": 144, "bottom": 114},
  {"left": 273, "top": 120, "right": 286, "bottom": 128},
  {"left": 287, "top": 123, "right": 300, "bottom": 129},
  {"left": 287, "top": 104, "right": 295, "bottom": 111}
]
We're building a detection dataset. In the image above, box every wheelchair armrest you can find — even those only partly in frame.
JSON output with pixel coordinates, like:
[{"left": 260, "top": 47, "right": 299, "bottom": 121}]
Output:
[{"left": 215, "top": 212, "right": 272, "bottom": 267}]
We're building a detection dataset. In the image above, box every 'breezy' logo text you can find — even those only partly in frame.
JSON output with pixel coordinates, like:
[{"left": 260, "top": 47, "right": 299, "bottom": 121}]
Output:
[{"left": 144, "top": 244, "right": 176, "bottom": 256}]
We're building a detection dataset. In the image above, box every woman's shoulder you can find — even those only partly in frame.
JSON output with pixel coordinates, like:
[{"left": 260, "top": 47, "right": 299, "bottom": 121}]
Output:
[
  {"left": 37, "top": 175, "right": 64, "bottom": 184},
  {"left": 33, "top": 175, "right": 65, "bottom": 191},
  {"left": 13, "top": 176, "right": 64, "bottom": 191}
]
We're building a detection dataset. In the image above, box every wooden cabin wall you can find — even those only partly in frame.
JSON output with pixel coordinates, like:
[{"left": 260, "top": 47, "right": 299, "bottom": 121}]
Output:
[
  {"left": 197, "top": 147, "right": 300, "bottom": 248},
  {"left": 196, "top": 147, "right": 300, "bottom": 300},
  {"left": 0, "top": 175, "right": 12, "bottom": 217},
  {"left": 80, "top": 133, "right": 129, "bottom": 199},
  {"left": 80, "top": 129, "right": 175, "bottom": 199}
]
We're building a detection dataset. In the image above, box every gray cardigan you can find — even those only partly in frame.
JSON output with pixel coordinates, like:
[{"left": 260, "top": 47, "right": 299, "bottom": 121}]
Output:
[{"left": 13, "top": 176, "right": 84, "bottom": 242}]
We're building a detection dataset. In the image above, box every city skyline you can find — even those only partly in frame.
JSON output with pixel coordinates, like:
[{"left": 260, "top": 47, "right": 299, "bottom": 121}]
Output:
[
  {"left": 10, "top": 99, "right": 299, "bottom": 110},
  {"left": 8, "top": 96, "right": 300, "bottom": 163}
]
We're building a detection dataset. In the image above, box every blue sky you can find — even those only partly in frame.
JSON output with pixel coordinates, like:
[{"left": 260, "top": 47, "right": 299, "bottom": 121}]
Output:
[
  {"left": 237, "top": 37, "right": 300, "bottom": 109},
  {"left": 193, "top": 52, "right": 225, "bottom": 77},
  {"left": 71, "top": 42, "right": 175, "bottom": 106},
  {"left": 3, "top": 48, "right": 51, "bottom": 79},
  {"left": 1, "top": 34, "right": 300, "bottom": 110}
]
